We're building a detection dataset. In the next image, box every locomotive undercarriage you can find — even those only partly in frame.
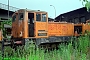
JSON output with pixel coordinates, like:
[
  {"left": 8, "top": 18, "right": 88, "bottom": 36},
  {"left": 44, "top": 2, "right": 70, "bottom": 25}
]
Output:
[
  {"left": 36, "top": 36, "right": 72, "bottom": 49},
  {"left": 10, "top": 36, "right": 73, "bottom": 50}
]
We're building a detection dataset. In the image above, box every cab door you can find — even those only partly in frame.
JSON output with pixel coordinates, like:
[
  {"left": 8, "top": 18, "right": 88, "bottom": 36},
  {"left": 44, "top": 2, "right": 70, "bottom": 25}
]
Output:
[
  {"left": 34, "top": 13, "right": 48, "bottom": 38},
  {"left": 12, "top": 13, "right": 18, "bottom": 38},
  {"left": 28, "top": 13, "right": 34, "bottom": 37}
]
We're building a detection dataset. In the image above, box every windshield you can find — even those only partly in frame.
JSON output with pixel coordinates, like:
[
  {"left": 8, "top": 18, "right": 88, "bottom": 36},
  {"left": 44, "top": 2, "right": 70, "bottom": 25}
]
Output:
[
  {"left": 36, "top": 14, "right": 41, "bottom": 21},
  {"left": 42, "top": 14, "right": 46, "bottom": 22},
  {"left": 36, "top": 13, "right": 47, "bottom": 22},
  {"left": 19, "top": 13, "right": 24, "bottom": 20}
]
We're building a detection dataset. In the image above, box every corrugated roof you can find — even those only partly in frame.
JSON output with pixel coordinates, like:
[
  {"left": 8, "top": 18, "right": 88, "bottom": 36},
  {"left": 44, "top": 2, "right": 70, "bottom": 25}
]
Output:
[{"left": 55, "top": 7, "right": 87, "bottom": 19}]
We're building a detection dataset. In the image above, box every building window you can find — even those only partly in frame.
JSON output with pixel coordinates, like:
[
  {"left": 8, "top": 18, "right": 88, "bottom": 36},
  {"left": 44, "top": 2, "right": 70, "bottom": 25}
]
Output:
[
  {"left": 69, "top": 19, "right": 72, "bottom": 23},
  {"left": 80, "top": 16, "right": 85, "bottom": 23},
  {"left": 74, "top": 17, "right": 79, "bottom": 24},
  {"left": 61, "top": 16, "right": 65, "bottom": 22}
]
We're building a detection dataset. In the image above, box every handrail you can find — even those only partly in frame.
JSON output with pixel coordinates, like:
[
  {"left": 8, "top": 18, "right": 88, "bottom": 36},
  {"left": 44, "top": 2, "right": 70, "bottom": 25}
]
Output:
[{"left": 0, "top": 3, "right": 20, "bottom": 12}]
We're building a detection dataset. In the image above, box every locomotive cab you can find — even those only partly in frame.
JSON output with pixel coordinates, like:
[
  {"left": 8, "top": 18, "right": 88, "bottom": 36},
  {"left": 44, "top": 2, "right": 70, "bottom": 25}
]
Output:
[
  {"left": 27, "top": 9, "right": 48, "bottom": 38},
  {"left": 11, "top": 9, "right": 48, "bottom": 45},
  {"left": 27, "top": 10, "right": 48, "bottom": 38}
]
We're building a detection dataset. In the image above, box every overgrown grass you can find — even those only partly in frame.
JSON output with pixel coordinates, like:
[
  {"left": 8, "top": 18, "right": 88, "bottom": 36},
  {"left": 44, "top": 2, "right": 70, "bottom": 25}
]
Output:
[{"left": 0, "top": 35, "right": 90, "bottom": 60}]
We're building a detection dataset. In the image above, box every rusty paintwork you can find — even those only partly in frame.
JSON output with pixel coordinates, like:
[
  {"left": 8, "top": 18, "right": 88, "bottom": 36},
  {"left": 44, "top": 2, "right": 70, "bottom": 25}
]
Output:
[{"left": 12, "top": 9, "right": 48, "bottom": 39}]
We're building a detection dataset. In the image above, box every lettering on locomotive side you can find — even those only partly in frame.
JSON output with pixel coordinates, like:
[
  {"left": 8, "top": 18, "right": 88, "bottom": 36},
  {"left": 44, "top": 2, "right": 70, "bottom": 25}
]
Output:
[
  {"left": 57, "top": 24, "right": 61, "bottom": 33},
  {"left": 62, "top": 25, "right": 68, "bottom": 32}
]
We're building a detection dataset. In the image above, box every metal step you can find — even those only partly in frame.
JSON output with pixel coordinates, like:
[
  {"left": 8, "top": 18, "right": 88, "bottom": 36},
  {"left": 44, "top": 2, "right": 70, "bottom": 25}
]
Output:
[
  {"left": 0, "top": 40, "right": 11, "bottom": 46},
  {"left": 4, "top": 42, "right": 11, "bottom": 46}
]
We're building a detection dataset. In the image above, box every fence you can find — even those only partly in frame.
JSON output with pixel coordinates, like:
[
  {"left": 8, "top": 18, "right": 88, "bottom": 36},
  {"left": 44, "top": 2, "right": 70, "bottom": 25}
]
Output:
[{"left": 0, "top": 3, "right": 19, "bottom": 12}]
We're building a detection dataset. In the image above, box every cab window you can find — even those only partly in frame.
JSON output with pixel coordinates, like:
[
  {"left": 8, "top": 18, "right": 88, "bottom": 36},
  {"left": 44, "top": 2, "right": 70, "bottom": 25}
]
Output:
[
  {"left": 42, "top": 14, "right": 46, "bottom": 22},
  {"left": 12, "top": 15, "right": 16, "bottom": 22},
  {"left": 36, "top": 13, "right": 47, "bottom": 22},
  {"left": 36, "top": 14, "right": 41, "bottom": 21},
  {"left": 19, "top": 13, "right": 24, "bottom": 20}
]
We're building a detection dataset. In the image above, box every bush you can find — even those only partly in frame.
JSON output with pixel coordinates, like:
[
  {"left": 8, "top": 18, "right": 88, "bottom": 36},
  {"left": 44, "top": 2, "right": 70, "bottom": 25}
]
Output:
[{"left": 0, "top": 35, "right": 90, "bottom": 60}]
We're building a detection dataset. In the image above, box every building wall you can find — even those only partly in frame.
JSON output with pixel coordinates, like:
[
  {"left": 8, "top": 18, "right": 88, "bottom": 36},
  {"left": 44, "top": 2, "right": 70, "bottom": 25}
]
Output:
[
  {"left": 55, "top": 7, "right": 90, "bottom": 23},
  {"left": 0, "top": 9, "right": 14, "bottom": 20}
]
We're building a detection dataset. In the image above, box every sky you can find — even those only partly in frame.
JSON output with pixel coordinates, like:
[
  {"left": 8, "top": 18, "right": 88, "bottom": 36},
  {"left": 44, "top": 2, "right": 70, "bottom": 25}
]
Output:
[{"left": 0, "top": 0, "right": 83, "bottom": 19}]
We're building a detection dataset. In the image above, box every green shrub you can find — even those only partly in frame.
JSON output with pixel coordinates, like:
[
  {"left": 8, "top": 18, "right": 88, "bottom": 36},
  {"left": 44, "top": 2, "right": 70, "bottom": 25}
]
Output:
[{"left": 0, "top": 35, "right": 90, "bottom": 60}]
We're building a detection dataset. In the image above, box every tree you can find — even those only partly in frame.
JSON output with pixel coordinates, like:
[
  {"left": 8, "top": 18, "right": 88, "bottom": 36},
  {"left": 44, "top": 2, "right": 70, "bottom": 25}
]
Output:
[
  {"left": 0, "top": 18, "right": 12, "bottom": 38},
  {"left": 80, "top": 0, "right": 90, "bottom": 12}
]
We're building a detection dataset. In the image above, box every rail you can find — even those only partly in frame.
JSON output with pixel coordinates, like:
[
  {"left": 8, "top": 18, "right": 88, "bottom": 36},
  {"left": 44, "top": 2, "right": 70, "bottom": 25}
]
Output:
[{"left": 0, "top": 3, "right": 20, "bottom": 12}]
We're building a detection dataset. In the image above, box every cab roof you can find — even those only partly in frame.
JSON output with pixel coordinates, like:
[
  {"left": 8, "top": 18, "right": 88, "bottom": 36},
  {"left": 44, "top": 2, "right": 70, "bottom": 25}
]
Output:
[
  {"left": 17, "top": 9, "right": 47, "bottom": 13},
  {"left": 12, "top": 9, "right": 47, "bottom": 16}
]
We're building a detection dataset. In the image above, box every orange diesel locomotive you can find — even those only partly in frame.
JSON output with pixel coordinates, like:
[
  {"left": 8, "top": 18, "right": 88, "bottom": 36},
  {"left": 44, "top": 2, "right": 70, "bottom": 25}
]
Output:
[
  {"left": 4, "top": 9, "right": 90, "bottom": 47},
  {"left": 11, "top": 9, "right": 74, "bottom": 46}
]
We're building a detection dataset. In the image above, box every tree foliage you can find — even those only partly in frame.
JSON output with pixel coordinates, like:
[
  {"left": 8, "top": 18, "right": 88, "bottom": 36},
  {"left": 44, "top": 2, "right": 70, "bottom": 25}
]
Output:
[
  {"left": 80, "top": 0, "right": 90, "bottom": 12},
  {"left": 0, "top": 18, "right": 12, "bottom": 38}
]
